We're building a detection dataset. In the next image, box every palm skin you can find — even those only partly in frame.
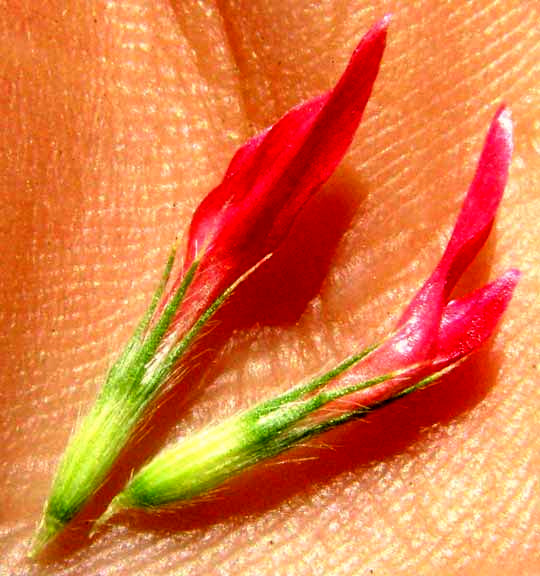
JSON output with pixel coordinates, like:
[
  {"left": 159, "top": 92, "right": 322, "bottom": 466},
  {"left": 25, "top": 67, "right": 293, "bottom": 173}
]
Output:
[{"left": 1, "top": 1, "right": 538, "bottom": 574}]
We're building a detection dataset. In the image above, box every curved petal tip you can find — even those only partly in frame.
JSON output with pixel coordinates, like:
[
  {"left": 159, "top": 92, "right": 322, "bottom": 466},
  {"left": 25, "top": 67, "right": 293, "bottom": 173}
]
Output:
[
  {"left": 380, "top": 14, "right": 392, "bottom": 29},
  {"left": 493, "top": 104, "right": 514, "bottom": 157}
]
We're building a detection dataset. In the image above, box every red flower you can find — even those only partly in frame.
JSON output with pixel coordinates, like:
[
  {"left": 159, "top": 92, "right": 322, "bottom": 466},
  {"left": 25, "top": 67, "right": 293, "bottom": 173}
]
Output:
[
  {"left": 32, "top": 21, "right": 391, "bottom": 555},
  {"left": 164, "top": 17, "right": 390, "bottom": 335},
  {"left": 336, "top": 106, "right": 519, "bottom": 406}
]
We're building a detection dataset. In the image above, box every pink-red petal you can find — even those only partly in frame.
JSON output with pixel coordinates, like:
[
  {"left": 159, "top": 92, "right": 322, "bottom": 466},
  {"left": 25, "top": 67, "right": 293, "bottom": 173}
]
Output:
[
  {"left": 172, "top": 18, "right": 389, "bottom": 326},
  {"left": 394, "top": 106, "right": 513, "bottom": 362},
  {"left": 198, "top": 17, "right": 388, "bottom": 269},
  {"left": 432, "top": 268, "right": 520, "bottom": 368}
]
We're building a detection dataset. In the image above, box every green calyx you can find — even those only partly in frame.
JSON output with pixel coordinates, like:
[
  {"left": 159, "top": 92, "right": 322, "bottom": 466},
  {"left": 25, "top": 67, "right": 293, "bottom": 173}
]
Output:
[
  {"left": 97, "top": 350, "right": 464, "bottom": 521},
  {"left": 32, "top": 248, "right": 209, "bottom": 556},
  {"left": 31, "top": 247, "right": 197, "bottom": 556},
  {"left": 96, "top": 343, "right": 388, "bottom": 515},
  {"left": 32, "top": 249, "right": 277, "bottom": 556}
]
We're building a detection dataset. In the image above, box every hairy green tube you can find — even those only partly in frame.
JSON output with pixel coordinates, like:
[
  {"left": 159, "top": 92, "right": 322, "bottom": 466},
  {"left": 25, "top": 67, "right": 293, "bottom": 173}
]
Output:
[
  {"left": 31, "top": 248, "right": 255, "bottom": 556},
  {"left": 96, "top": 350, "right": 443, "bottom": 520}
]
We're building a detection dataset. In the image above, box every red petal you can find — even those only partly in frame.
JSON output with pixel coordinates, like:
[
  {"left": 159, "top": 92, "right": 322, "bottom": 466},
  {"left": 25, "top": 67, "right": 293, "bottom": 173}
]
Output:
[
  {"left": 431, "top": 269, "right": 520, "bottom": 369},
  {"left": 217, "top": 18, "right": 388, "bottom": 267},
  {"left": 190, "top": 17, "right": 388, "bottom": 266},
  {"left": 263, "top": 15, "right": 390, "bottom": 245},
  {"left": 175, "top": 18, "right": 389, "bottom": 323},
  {"left": 184, "top": 132, "right": 268, "bottom": 268},
  {"left": 394, "top": 106, "right": 513, "bottom": 361},
  {"left": 184, "top": 93, "right": 329, "bottom": 269},
  {"left": 434, "top": 105, "right": 513, "bottom": 298},
  {"left": 330, "top": 270, "right": 519, "bottom": 414}
]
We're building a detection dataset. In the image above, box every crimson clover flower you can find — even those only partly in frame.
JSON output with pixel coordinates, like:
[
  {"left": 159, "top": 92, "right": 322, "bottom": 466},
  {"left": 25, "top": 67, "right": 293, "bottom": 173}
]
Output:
[
  {"left": 164, "top": 15, "right": 389, "bottom": 337},
  {"left": 330, "top": 105, "right": 519, "bottom": 410},
  {"left": 95, "top": 107, "right": 519, "bottom": 519},
  {"left": 32, "top": 18, "right": 389, "bottom": 555}
]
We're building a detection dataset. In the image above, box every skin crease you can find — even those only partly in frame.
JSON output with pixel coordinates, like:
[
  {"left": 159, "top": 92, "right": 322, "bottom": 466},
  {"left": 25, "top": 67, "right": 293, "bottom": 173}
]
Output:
[{"left": 0, "top": 0, "right": 539, "bottom": 574}]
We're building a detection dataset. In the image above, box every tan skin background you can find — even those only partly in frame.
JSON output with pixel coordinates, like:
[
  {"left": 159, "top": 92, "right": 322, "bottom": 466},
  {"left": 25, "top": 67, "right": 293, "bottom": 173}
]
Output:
[{"left": 1, "top": 1, "right": 539, "bottom": 574}]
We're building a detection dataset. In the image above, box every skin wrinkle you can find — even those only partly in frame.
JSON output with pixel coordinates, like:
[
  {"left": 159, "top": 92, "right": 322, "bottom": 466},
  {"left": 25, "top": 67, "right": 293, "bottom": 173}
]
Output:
[
  {"left": 0, "top": 0, "right": 539, "bottom": 575},
  {"left": 167, "top": 0, "right": 248, "bottom": 147}
]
